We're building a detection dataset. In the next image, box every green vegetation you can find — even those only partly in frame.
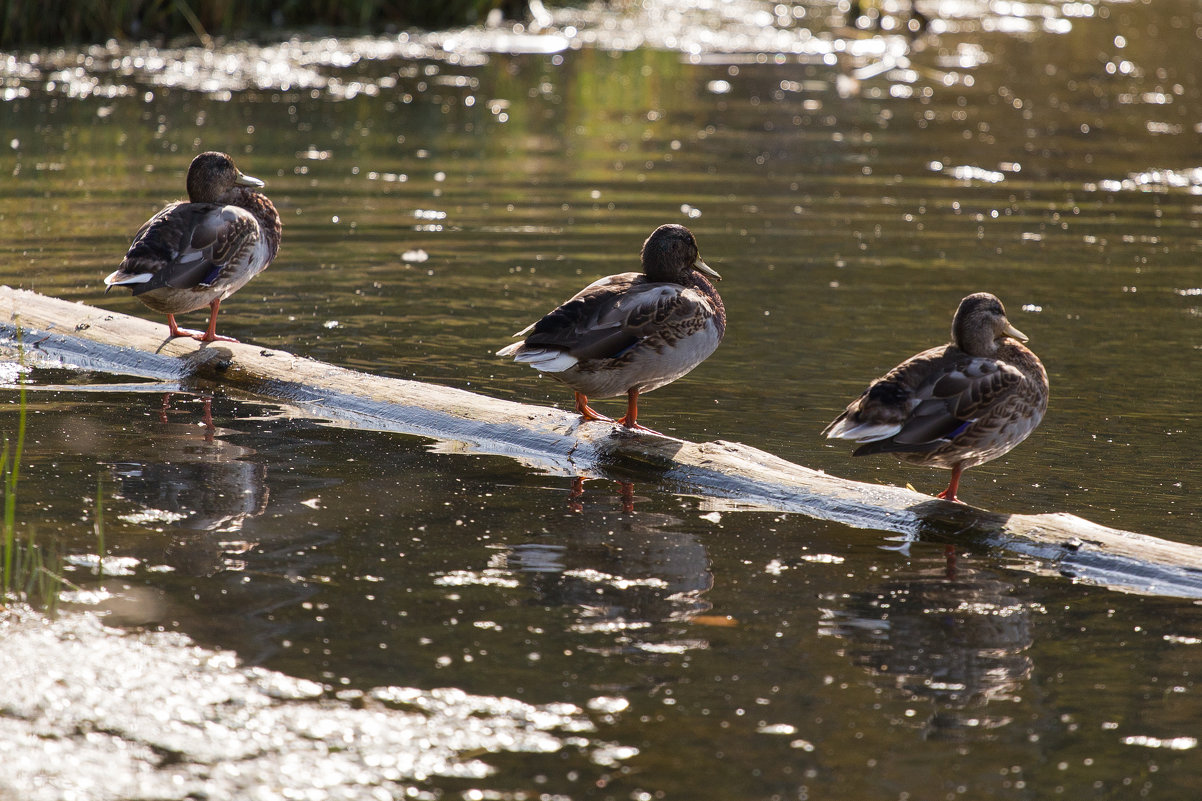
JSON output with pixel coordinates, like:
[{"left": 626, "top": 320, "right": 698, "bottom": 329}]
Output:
[
  {"left": 1, "top": 348, "right": 26, "bottom": 597},
  {"left": 1, "top": 0, "right": 538, "bottom": 48},
  {"left": 0, "top": 338, "right": 71, "bottom": 611},
  {"left": 0, "top": 354, "right": 55, "bottom": 609}
]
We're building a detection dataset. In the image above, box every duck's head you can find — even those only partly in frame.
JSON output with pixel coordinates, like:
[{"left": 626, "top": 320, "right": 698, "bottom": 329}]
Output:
[
  {"left": 952, "top": 292, "right": 1028, "bottom": 356},
  {"left": 641, "top": 224, "right": 721, "bottom": 284},
  {"left": 186, "top": 151, "right": 265, "bottom": 203}
]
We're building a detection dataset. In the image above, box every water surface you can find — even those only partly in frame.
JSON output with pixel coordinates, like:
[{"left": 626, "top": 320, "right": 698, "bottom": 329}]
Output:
[{"left": 3, "top": 1, "right": 1202, "bottom": 798}]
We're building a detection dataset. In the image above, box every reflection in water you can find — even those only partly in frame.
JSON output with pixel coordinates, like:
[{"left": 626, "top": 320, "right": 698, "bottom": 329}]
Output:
[
  {"left": 502, "top": 478, "right": 713, "bottom": 653},
  {"left": 567, "top": 475, "right": 633, "bottom": 513},
  {"left": 110, "top": 394, "right": 269, "bottom": 575},
  {"left": 97, "top": 394, "right": 325, "bottom": 662},
  {"left": 819, "top": 548, "right": 1038, "bottom": 739}
]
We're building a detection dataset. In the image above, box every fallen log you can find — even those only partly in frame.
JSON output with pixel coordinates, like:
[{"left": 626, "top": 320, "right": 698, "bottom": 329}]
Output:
[{"left": 2, "top": 285, "right": 1201, "bottom": 598}]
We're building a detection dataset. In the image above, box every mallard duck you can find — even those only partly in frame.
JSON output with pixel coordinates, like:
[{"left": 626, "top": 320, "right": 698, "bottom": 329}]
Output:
[
  {"left": 104, "top": 151, "right": 282, "bottom": 342},
  {"left": 822, "top": 292, "right": 1048, "bottom": 502},
  {"left": 498, "top": 224, "right": 725, "bottom": 434}
]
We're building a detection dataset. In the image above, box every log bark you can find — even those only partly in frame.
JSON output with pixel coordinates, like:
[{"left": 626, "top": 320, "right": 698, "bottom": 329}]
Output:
[{"left": 3, "top": 286, "right": 1201, "bottom": 598}]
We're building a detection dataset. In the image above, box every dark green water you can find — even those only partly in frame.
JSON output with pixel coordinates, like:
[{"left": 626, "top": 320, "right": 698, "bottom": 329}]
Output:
[{"left": 4, "top": 1, "right": 1202, "bottom": 798}]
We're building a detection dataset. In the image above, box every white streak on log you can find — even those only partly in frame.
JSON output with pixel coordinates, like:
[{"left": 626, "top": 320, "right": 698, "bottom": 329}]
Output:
[{"left": 3, "top": 285, "right": 1201, "bottom": 598}]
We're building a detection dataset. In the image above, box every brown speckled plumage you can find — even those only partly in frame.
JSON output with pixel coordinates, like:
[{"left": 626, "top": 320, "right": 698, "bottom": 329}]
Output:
[
  {"left": 823, "top": 292, "right": 1048, "bottom": 502},
  {"left": 105, "top": 151, "right": 281, "bottom": 342},
  {"left": 498, "top": 224, "right": 725, "bottom": 433}
]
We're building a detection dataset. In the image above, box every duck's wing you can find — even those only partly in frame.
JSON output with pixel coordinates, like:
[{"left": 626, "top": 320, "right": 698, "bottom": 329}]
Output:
[
  {"left": 105, "top": 201, "right": 260, "bottom": 294},
  {"left": 517, "top": 274, "right": 715, "bottom": 362},
  {"left": 825, "top": 347, "right": 1025, "bottom": 454}
]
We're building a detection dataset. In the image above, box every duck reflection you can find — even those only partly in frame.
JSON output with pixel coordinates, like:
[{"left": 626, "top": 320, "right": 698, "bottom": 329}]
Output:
[
  {"left": 501, "top": 477, "right": 713, "bottom": 651},
  {"left": 110, "top": 394, "right": 269, "bottom": 575},
  {"left": 567, "top": 475, "right": 633, "bottom": 513},
  {"left": 819, "top": 547, "right": 1034, "bottom": 738}
]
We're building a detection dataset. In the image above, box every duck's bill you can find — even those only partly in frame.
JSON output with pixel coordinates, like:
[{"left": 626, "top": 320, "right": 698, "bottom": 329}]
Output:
[
  {"left": 1004, "top": 322, "right": 1028, "bottom": 342},
  {"left": 236, "top": 171, "right": 266, "bottom": 188},
  {"left": 694, "top": 257, "right": 721, "bottom": 281}
]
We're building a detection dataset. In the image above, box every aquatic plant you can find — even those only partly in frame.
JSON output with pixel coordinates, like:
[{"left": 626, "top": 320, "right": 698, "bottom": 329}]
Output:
[
  {"left": 0, "top": 0, "right": 553, "bottom": 48},
  {"left": 1, "top": 354, "right": 26, "bottom": 597},
  {"left": 0, "top": 334, "right": 69, "bottom": 611}
]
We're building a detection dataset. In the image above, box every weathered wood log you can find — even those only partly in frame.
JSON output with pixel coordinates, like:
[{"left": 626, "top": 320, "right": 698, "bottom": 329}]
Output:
[{"left": 2, "top": 285, "right": 1201, "bottom": 597}]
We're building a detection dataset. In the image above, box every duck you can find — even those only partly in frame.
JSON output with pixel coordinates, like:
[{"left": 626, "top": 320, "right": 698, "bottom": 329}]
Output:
[
  {"left": 104, "top": 151, "right": 282, "bottom": 342},
  {"left": 822, "top": 292, "right": 1048, "bottom": 503},
  {"left": 498, "top": 224, "right": 725, "bottom": 435}
]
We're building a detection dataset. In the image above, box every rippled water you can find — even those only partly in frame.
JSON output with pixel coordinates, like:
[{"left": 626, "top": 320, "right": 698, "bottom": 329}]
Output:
[{"left": 4, "top": 1, "right": 1202, "bottom": 798}]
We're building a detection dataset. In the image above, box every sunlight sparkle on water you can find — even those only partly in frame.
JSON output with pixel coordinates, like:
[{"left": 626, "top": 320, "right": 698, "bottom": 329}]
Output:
[
  {"left": 1122, "top": 735, "right": 1198, "bottom": 751},
  {"left": 2, "top": 0, "right": 1094, "bottom": 103},
  {"left": 433, "top": 570, "right": 520, "bottom": 588},
  {"left": 64, "top": 554, "right": 143, "bottom": 576}
]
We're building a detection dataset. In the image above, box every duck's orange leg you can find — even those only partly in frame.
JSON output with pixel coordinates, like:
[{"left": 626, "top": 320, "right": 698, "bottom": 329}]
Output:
[
  {"left": 616, "top": 388, "right": 663, "bottom": 435},
  {"left": 165, "top": 313, "right": 202, "bottom": 339},
  {"left": 936, "top": 464, "right": 966, "bottom": 503},
  {"left": 574, "top": 392, "right": 614, "bottom": 423},
  {"left": 165, "top": 300, "right": 238, "bottom": 343},
  {"left": 198, "top": 299, "right": 238, "bottom": 343}
]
